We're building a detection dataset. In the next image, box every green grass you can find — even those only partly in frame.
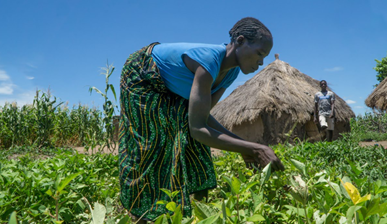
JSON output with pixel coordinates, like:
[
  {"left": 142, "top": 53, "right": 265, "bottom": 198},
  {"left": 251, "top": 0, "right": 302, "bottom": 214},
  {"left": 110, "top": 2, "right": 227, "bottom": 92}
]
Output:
[{"left": 351, "top": 112, "right": 387, "bottom": 142}]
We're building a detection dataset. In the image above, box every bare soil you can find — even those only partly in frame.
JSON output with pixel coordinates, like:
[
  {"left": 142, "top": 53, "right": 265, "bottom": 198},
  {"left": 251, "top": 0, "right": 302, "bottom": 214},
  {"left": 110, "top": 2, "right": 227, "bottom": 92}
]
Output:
[
  {"left": 7, "top": 153, "right": 52, "bottom": 161},
  {"left": 73, "top": 145, "right": 119, "bottom": 155},
  {"left": 359, "top": 141, "right": 387, "bottom": 148},
  {"left": 72, "top": 145, "right": 224, "bottom": 157},
  {"left": 73, "top": 142, "right": 387, "bottom": 157}
]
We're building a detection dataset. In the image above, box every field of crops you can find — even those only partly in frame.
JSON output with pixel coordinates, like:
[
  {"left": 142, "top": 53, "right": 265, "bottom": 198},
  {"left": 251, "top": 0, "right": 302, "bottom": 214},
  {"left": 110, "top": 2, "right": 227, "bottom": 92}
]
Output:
[{"left": 1, "top": 90, "right": 387, "bottom": 224}]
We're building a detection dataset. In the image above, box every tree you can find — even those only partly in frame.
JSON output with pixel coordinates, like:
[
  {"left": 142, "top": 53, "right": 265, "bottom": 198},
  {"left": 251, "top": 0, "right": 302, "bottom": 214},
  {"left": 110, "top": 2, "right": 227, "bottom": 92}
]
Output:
[{"left": 374, "top": 54, "right": 387, "bottom": 86}]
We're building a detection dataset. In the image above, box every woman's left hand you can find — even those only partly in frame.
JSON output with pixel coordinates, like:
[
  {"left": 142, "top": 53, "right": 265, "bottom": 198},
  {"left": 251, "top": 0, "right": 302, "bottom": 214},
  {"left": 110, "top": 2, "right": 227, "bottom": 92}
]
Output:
[{"left": 241, "top": 144, "right": 284, "bottom": 172}]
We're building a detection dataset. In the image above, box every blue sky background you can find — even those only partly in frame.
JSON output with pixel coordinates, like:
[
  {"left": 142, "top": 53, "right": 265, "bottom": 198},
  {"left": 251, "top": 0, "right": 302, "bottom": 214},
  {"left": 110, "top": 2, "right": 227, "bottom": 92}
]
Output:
[{"left": 1, "top": 0, "right": 386, "bottom": 116}]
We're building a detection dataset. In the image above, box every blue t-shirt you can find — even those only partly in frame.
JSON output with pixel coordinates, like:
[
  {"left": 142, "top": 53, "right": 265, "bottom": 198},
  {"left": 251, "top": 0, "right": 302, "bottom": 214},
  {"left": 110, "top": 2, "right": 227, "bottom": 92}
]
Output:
[{"left": 151, "top": 43, "right": 240, "bottom": 99}]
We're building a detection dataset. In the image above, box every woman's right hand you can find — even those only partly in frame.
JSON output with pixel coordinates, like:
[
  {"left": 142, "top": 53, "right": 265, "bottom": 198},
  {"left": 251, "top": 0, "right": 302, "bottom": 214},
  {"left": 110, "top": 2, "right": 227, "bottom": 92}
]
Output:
[{"left": 242, "top": 144, "right": 285, "bottom": 172}]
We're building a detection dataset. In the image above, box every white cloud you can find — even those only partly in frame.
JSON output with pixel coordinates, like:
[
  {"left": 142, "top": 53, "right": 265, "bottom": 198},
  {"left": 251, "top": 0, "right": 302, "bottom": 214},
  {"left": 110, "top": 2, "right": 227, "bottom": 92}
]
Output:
[
  {"left": 26, "top": 63, "right": 37, "bottom": 69},
  {"left": 0, "top": 83, "right": 14, "bottom": 95},
  {"left": 0, "top": 90, "right": 35, "bottom": 107},
  {"left": 0, "top": 69, "right": 36, "bottom": 107},
  {"left": 0, "top": 70, "right": 13, "bottom": 95},
  {"left": 346, "top": 100, "right": 356, "bottom": 104},
  {"left": 354, "top": 106, "right": 364, "bottom": 109},
  {"left": 324, "top": 67, "right": 343, "bottom": 72},
  {"left": 0, "top": 70, "right": 10, "bottom": 81}
]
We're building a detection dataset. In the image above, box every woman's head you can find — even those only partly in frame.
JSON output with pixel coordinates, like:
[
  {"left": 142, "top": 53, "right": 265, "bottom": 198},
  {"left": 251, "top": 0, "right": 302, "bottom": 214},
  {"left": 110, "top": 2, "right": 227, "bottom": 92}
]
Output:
[
  {"left": 230, "top": 17, "right": 273, "bottom": 74},
  {"left": 229, "top": 17, "right": 272, "bottom": 43}
]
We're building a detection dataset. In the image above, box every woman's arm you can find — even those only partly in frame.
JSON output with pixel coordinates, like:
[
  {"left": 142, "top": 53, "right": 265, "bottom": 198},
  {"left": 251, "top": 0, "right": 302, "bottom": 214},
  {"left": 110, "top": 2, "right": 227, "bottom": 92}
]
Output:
[
  {"left": 207, "top": 115, "right": 243, "bottom": 140},
  {"left": 184, "top": 55, "right": 284, "bottom": 171},
  {"left": 208, "top": 88, "right": 243, "bottom": 140}
]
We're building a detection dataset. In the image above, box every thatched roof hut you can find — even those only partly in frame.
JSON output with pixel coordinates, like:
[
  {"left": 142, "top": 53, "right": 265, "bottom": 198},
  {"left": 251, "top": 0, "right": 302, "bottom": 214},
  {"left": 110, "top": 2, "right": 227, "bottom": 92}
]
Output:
[
  {"left": 211, "top": 54, "right": 355, "bottom": 144},
  {"left": 365, "top": 77, "right": 387, "bottom": 111}
]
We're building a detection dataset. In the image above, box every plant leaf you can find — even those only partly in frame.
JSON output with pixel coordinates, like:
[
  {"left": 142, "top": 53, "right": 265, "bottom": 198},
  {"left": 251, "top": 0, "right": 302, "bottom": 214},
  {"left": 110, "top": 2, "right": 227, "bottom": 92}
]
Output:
[
  {"left": 57, "top": 172, "right": 82, "bottom": 193},
  {"left": 290, "top": 159, "right": 306, "bottom": 176},
  {"left": 160, "top": 188, "right": 172, "bottom": 199},
  {"left": 89, "top": 86, "right": 105, "bottom": 97},
  {"left": 182, "top": 217, "right": 195, "bottom": 224},
  {"left": 346, "top": 205, "right": 362, "bottom": 224},
  {"left": 231, "top": 176, "right": 241, "bottom": 195},
  {"left": 313, "top": 210, "right": 327, "bottom": 224},
  {"left": 198, "top": 214, "right": 222, "bottom": 224},
  {"left": 166, "top": 202, "right": 177, "bottom": 212},
  {"left": 260, "top": 162, "right": 271, "bottom": 186},
  {"left": 156, "top": 200, "right": 168, "bottom": 205},
  {"left": 365, "top": 197, "right": 381, "bottom": 218},
  {"left": 91, "top": 202, "right": 106, "bottom": 224},
  {"left": 241, "top": 181, "right": 259, "bottom": 194},
  {"left": 154, "top": 214, "right": 169, "bottom": 224},
  {"left": 346, "top": 158, "right": 362, "bottom": 176},
  {"left": 193, "top": 200, "right": 218, "bottom": 221},
  {"left": 247, "top": 214, "right": 265, "bottom": 222},
  {"left": 109, "top": 84, "right": 117, "bottom": 102},
  {"left": 45, "top": 188, "right": 53, "bottom": 197},
  {"left": 171, "top": 190, "right": 180, "bottom": 199},
  {"left": 221, "top": 200, "right": 227, "bottom": 223},
  {"left": 8, "top": 211, "right": 17, "bottom": 224},
  {"left": 172, "top": 205, "right": 183, "bottom": 224}
]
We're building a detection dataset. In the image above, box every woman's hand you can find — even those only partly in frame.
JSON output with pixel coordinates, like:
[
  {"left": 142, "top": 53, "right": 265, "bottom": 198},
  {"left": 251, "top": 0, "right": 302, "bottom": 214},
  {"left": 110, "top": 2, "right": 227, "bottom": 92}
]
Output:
[{"left": 242, "top": 144, "right": 284, "bottom": 172}]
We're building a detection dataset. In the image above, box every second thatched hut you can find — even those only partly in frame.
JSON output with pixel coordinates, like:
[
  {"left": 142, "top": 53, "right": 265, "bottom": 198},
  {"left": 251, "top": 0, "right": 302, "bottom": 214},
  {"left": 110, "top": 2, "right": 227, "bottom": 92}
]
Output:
[
  {"left": 211, "top": 54, "right": 355, "bottom": 145},
  {"left": 365, "top": 77, "right": 387, "bottom": 112}
]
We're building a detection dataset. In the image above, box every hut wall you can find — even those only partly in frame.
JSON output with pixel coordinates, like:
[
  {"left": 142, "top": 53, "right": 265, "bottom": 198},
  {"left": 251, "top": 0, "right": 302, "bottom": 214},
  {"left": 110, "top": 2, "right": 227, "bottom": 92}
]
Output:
[
  {"left": 305, "top": 119, "right": 351, "bottom": 141},
  {"left": 230, "top": 113, "right": 307, "bottom": 145},
  {"left": 333, "top": 121, "right": 351, "bottom": 139},
  {"left": 304, "top": 119, "right": 322, "bottom": 142},
  {"left": 230, "top": 116, "right": 264, "bottom": 143},
  {"left": 229, "top": 113, "right": 351, "bottom": 145},
  {"left": 259, "top": 113, "right": 308, "bottom": 145}
]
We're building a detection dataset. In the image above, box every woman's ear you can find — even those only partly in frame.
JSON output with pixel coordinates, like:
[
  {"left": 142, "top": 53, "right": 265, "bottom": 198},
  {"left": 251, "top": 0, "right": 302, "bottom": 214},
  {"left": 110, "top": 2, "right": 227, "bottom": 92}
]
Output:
[{"left": 236, "top": 35, "right": 245, "bottom": 45}]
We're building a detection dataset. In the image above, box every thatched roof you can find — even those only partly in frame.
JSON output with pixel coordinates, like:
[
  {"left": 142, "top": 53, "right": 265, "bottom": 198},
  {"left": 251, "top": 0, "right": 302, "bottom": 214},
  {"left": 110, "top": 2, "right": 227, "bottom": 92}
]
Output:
[
  {"left": 211, "top": 55, "right": 355, "bottom": 129},
  {"left": 365, "top": 77, "right": 387, "bottom": 111}
]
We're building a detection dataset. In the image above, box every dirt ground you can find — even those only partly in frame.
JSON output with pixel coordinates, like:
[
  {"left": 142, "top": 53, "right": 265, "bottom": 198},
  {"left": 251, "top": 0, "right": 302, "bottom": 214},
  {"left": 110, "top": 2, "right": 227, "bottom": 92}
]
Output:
[
  {"left": 359, "top": 141, "right": 387, "bottom": 148},
  {"left": 72, "top": 141, "right": 387, "bottom": 156},
  {"left": 73, "top": 145, "right": 224, "bottom": 157},
  {"left": 73, "top": 145, "right": 119, "bottom": 155}
]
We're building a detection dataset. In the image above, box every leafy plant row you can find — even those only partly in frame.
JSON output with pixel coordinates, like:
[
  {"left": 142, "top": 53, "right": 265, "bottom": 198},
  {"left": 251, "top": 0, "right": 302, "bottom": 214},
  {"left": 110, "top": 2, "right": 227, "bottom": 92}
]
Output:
[
  {"left": 0, "top": 90, "right": 105, "bottom": 149},
  {"left": 350, "top": 112, "right": 387, "bottom": 141},
  {"left": 0, "top": 63, "right": 118, "bottom": 152},
  {"left": 0, "top": 147, "right": 123, "bottom": 223},
  {"left": 2, "top": 136, "right": 387, "bottom": 223}
]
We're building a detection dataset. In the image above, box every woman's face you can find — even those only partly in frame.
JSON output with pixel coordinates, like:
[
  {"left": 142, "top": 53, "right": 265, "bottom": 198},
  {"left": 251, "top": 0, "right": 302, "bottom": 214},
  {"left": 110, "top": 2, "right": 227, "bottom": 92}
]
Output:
[{"left": 235, "top": 36, "right": 273, "bottom": 74}]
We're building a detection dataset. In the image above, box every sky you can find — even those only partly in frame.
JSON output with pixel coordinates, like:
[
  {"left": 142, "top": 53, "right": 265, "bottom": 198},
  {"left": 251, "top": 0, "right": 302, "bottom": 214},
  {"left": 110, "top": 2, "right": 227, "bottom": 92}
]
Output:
[{"left": 1, "top": 0, "right": 387, "bottom": 116}]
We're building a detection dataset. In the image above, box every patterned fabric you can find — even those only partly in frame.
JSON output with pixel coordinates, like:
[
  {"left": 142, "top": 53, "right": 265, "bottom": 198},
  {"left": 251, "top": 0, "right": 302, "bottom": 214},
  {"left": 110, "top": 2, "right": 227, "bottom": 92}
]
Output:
[
  {"left": 314, "top": 91, "right": 335, "bottom": 116},
  {"left": 119, "top": 43, "right": 217, "bottom": 221}
]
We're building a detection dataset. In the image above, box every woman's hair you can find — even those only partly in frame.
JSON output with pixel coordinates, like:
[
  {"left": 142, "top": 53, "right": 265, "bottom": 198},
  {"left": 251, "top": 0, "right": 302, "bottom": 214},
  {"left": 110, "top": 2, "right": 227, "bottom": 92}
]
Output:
[
  {"left": 320, "top": 80, "right": 327, "bottom": 85},
  {"left": 229, "top": 17, "right": 272, "bottom": 42}
]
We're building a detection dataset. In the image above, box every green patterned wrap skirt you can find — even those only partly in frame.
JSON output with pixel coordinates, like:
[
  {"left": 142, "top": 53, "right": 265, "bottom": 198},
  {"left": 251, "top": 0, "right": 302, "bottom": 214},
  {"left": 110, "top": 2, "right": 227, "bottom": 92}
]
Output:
[{"left": 119, "top": 43, "right": 217, "bottom": 220}]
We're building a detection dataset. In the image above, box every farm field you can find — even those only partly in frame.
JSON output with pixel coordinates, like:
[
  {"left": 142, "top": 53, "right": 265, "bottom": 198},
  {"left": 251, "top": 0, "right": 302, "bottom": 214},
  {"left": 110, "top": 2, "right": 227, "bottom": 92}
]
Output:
[
  {"left": 3, "top": 1, "right": 387, "bottom": 223},
  {"left": 1, "top": 93, "right": 387, "bottom": 223},
  {"left": 72, "top": 141, "right": 387, "bottom": 158},
  {"left": 2, "top": 138, "right": 387, "bottom": 223}
]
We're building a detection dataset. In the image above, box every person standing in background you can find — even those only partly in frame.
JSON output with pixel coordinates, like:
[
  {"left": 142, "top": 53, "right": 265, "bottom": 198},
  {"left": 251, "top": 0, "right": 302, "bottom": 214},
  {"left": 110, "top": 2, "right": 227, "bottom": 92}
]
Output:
[{"left": 314, "top": 80, "right": 335, "bottom": 142}]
